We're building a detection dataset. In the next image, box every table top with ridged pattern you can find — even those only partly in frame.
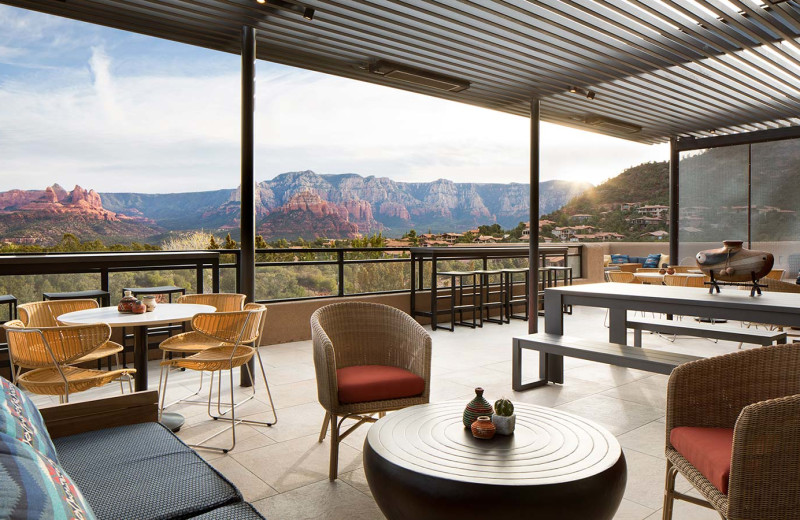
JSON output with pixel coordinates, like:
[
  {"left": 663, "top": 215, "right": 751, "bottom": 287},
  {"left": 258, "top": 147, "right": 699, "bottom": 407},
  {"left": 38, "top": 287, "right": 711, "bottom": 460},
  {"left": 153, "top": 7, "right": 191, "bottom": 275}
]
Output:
[{"left": 366, "top": 401, "right": 621, "bottom": 486}]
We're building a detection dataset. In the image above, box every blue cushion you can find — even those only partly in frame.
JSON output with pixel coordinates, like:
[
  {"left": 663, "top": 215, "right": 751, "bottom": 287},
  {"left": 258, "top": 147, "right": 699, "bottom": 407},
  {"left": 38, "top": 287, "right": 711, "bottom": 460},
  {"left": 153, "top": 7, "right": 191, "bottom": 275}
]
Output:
[
  {"left": 610, "top": 254, "right": 629, "bottom": 264},
  {"left": 643, "top": 254, "right": 662, "bottom": 268},
  {"left": 0, "top": 432, "right": 96, "bottom": 520},
  {"left": 0, "top": 377, "right": 58, "bottom": 462}
]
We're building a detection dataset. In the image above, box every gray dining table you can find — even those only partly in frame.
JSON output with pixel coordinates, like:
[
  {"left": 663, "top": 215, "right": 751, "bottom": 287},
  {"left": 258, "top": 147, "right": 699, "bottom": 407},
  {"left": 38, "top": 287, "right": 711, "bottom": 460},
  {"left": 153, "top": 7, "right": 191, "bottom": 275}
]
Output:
[{"left": 535, "top": 282, "right": 800, "bottom": 385}]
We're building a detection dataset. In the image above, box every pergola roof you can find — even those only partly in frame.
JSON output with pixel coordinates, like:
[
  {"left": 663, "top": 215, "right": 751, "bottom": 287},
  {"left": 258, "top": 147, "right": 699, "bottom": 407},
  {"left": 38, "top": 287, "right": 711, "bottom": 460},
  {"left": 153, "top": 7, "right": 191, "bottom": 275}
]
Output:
[{"left": 5, "top": 0, "right": 800, "bottom": 144}]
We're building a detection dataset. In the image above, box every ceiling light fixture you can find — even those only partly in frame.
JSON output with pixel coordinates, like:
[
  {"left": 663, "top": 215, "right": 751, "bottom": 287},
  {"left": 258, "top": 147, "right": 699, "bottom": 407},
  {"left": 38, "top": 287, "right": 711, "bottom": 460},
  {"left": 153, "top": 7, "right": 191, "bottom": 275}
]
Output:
[
  {"left": 303, "top": 7, "right": 315, "bottom": 20},
  {"left": 569, "top": 86, "right": 578, "bottom": 93},
  {"left": 709, "top": 129, "right": 717, "bottom": 134},
  {"left": 586, "top": 90, "right": 596, "bottom": 100},
  {"left": 369, "top": 60, "right": 470, "bottom": 92}
]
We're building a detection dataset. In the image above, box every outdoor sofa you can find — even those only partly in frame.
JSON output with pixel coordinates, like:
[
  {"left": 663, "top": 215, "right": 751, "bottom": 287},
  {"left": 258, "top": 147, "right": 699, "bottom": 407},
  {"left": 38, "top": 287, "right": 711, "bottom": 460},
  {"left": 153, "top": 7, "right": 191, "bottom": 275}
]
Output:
[{"left": 0, "top": 381, "right": 265, "bottom": 520}]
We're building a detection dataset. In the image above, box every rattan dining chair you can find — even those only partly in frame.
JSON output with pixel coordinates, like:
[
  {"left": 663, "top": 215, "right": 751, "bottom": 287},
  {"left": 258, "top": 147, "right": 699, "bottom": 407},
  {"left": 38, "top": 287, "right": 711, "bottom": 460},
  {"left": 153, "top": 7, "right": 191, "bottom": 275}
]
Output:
[
  {"left": 765, "top": 269, "right": 785, "bottom": 281},
  {"left": 3, "top": 321, "right": 135, "bottom": 403},
  {"left": 158, "top": 304, "right": 275, "bottom": 453},
  {"left": 607, "top": 271, "right": 640, "bottom": 283},
  {"left": 158, "top": 293, "right": 247, "bottom": 407},
  {"left": 663, "top": 344, "right": 800, "bottom": 520},
  {"left": 15, "top": 299, "right": 123, "bottom": 382},
  {"left": 311, "top": 302, "right": 432, "bottom": 480}
]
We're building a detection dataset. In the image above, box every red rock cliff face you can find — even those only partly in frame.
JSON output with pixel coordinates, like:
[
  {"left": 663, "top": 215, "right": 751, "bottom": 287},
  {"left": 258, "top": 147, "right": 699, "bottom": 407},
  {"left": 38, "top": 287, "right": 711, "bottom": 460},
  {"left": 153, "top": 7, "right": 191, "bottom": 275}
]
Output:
[{"left": 258, "top": 190, "right": 360, "bottom": 240}]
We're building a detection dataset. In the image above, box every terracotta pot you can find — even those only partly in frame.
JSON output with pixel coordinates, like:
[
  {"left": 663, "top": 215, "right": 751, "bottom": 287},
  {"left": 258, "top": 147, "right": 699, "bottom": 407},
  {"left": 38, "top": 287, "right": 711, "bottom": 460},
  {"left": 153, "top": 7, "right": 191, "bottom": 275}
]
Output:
[
  {"left": 463, "top": 387, "right": 493, "bottom": 428},
  {"left": 471, "top": 416, "right": 496, "bottom": 440},
  {"left": 131, "top": 300, "right": 147, "bottom": 314},
  {"left": 118, "top": 290, "right": 136, "bottom": 313},
  {"left": 492, "top": 414, "right": 516, "bottom": 435},
  {"left": 666, "top": 268, "right": 675, "bottom": 275}
]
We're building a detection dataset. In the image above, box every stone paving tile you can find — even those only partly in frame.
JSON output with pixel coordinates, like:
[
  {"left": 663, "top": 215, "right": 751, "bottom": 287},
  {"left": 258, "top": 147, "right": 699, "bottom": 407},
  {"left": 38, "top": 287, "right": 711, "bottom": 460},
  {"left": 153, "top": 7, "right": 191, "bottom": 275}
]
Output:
[{"left": 252, "top": 479, "right": 384, "bottom": 520}]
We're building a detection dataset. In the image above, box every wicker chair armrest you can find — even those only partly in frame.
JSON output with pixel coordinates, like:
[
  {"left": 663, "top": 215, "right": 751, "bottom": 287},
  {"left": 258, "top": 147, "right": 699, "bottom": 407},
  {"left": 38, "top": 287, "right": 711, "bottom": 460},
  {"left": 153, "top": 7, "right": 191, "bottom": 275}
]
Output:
[
  {"left": 727, "top": 394, "right": 800, "bottom": 520},
  {"left": 391, "top": 312, "right": 432, "bottom": 397},
  {"left": 666, "top": 344, "right": 800, "bottom": 448},
  {"left": 311, "top": 316, "right": 339, "bottom": 412}
]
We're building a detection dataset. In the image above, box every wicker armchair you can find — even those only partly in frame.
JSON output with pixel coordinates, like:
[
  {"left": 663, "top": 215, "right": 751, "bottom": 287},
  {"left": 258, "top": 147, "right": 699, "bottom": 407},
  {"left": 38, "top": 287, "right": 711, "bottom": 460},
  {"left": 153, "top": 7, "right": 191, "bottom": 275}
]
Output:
[
  {"left": 15, "top": 299, "right": 123, "bottom": 380},
  {"left": 311, "top": 302, "right": 432, "bottom": 480},
  {"left": 663, "top": 344, "right": 800, "bottom": 520},
  {"left": 607, "top": 271, "right": 640, "bottom": 283},
  {"left": 159, "top": 304, "right": 274, "bottom": 453},
  {"left": 176, "top": 293, "right": 246, "bottom": 311},
  {"left": 3, "top": 321, "right": 135, "bottom": 403}
]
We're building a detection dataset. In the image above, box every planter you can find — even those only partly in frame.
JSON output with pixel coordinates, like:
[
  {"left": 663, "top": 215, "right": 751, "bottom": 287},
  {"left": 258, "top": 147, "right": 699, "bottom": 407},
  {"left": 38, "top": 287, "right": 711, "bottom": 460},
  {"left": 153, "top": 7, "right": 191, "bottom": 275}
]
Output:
[
  {"left": 471, "top": 416, "right": 496, "bottom": 440},
  {"left": 492, "top": 414, "right": 516, "bottom": 435}
]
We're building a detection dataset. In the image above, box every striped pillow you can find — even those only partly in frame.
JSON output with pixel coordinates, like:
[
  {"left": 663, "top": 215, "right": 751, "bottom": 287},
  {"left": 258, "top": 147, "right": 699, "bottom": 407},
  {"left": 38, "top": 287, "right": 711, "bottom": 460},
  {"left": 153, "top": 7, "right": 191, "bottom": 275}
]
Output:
[
  {"left": 0, "top": 377, "right": 58, "bottom": 462},
  {"left": 0, "top": 432, "right": 96, "bottom": 520}
]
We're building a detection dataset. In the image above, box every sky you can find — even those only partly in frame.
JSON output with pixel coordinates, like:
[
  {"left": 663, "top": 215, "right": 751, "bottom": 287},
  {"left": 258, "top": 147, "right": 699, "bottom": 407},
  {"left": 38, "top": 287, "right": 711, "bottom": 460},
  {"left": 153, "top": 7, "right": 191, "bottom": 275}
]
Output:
[{"left": 0, "top": 5, "right": 667, "bottom": 194}]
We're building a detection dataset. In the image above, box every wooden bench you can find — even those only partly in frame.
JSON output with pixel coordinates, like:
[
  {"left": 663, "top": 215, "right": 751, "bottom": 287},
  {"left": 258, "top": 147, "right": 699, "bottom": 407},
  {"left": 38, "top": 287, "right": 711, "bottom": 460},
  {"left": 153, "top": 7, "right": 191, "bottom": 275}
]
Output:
[
  {"left": 512, "top": 333, "right": 702, "bottom": 390},
  {"left": 627, "top": 317, "right": 787, "bottom": 347}
]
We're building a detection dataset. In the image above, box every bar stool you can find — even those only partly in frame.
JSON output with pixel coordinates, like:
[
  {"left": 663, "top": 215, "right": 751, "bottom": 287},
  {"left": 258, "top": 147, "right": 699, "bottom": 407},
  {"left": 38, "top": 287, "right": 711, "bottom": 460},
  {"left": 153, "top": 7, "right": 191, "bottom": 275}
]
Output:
[
  {"left": 502, "top": 268, "right": 529, "bottom": 321},
  {"left": 0, "top": 294, "right": 17, "bottom": 379},
  {"left": 120, "top": 285, "right": 186, "bottom": 368},
  {"left": 537, "top": 267, "right": 555, "bottom": 317},
  {"left": 548, "top": 266, "right": 573, "bottom": 287},
  {"left": 475, "top": 269, "right": 508, "bottom": 325},
  {"left": 437, "top": 271, "right": 482, "bottom": 331},
  {"left": 43, "top": 289, "right": 110, "bottom": 307}
]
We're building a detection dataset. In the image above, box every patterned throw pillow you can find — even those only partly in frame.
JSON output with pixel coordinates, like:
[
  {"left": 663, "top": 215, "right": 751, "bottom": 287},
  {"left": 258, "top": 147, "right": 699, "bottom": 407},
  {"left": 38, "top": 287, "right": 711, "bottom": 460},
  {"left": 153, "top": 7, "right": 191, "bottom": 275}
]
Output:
[
  {"left": 0, "top": 432, "right": 96, "bottom": 520},
  {"left": 643, "top": 253, "right": 662, "bottom": 268},
  {"left": 0, "top": 377, "right": 59, "bottom": 462},
  {"left": 610, "top": 254, "right": 629, "bottom": 265}
]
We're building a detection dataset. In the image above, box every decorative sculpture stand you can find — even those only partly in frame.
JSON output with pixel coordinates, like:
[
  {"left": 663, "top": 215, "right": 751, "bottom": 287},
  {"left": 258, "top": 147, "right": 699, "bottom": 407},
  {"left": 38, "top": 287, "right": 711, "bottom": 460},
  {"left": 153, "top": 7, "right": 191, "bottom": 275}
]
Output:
[
  {"left": 696, "top": 240, "right": 773, "bottom": 297},
  {"left": 705, "top": 271, "right": 766, "bottom": 297}
]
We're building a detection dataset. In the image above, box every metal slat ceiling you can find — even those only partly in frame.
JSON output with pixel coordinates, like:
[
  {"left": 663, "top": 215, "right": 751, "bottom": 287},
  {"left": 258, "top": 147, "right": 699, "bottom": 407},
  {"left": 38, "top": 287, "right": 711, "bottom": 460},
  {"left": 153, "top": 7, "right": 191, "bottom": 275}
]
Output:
[{"left": 3, "top": 0, "right": 800, "bottom": 144}]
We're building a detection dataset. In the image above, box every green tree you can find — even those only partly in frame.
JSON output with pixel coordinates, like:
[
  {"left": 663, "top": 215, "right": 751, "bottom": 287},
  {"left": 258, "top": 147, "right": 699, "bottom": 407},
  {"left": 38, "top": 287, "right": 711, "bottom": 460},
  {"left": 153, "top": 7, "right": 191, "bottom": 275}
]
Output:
[
  {"left": 208, "top": 235, "right": 220, "bottom": 249},
  {"left": 255, "top": 235, "right": 268, "bottom": 249},
  {"left": 223, "top": 233, "right": 237, "bottom": 249}
]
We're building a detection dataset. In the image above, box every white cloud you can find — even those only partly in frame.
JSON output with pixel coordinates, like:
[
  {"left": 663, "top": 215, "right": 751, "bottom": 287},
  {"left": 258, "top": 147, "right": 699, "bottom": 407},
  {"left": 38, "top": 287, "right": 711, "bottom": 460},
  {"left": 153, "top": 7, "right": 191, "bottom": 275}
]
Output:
[{"left": 0, "top": 10, "right": 667, "bottom": 193}]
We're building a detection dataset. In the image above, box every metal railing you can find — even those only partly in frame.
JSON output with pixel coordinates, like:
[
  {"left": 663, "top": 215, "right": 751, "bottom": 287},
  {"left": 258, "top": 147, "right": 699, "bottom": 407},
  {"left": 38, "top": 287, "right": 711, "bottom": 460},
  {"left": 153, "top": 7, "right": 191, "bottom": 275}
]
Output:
[{"left": 0, "top": 245, "right": 583, "bottom": 306}]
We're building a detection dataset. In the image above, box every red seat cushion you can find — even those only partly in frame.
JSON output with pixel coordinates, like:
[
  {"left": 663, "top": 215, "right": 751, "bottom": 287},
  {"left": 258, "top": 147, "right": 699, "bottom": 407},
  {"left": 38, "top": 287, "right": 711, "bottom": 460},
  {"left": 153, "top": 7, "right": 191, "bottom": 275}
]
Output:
[
  {"left": 670, "top": 426, "right": 734, "bottom": 495},
  {"left": 337, "top": 365, "right": 425, "bottom": 404}
]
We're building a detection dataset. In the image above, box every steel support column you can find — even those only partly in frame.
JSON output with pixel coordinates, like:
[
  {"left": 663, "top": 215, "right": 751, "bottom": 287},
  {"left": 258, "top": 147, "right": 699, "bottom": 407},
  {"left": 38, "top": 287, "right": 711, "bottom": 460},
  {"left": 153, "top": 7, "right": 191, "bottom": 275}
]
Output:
[
  {"left": 529, "top": 99, "right": 540, "bottom": 333},
  {"left": 240, "top": 25, "right": 256, "bottom": 387},
  {"left": 668, "top": 137, "right": 679, "bottom": 265}
]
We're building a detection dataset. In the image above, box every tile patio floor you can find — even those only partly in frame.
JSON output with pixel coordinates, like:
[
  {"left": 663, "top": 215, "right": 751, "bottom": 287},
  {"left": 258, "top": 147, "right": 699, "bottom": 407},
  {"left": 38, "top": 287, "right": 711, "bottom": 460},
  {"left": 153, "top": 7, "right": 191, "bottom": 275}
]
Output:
[{"left": 33, "top": 306, "right": 745, "bottom": 519}]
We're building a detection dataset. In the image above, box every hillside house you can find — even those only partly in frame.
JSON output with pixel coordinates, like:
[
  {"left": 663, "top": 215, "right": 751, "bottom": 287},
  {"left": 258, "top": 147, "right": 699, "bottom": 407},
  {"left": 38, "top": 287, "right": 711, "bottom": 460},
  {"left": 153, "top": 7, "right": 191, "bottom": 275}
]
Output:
[
  {"left": 441, "top": 232, "right": 463, "bottom": 244},
  {"left": 629, "top": 216, "right": 664, "bottom": 226},
  {"left": 644, "top": 230, "right": 669, "bottom": 240},
  {"left": 473, "top": 235, "right": 498, "bottom": 244},
  {"left": 636, "top": 205, "right": 669, "bottom": 217},
  {"left": 620, "top": 202, "right": 641, "bottom": 211}
]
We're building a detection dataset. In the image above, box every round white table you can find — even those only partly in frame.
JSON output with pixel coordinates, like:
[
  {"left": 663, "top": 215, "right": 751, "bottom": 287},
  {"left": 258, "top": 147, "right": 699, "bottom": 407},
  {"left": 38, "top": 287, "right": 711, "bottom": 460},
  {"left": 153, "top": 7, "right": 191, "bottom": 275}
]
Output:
[{"left": 59, "top": 303, "right": 214, "bottom": 431}]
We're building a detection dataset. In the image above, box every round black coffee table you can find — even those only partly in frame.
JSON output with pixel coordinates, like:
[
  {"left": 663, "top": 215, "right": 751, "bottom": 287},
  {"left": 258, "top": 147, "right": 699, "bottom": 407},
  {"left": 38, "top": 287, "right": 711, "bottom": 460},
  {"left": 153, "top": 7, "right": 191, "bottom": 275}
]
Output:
[{"left": 363, "top": 402, "right": 626, "bottom": 520}]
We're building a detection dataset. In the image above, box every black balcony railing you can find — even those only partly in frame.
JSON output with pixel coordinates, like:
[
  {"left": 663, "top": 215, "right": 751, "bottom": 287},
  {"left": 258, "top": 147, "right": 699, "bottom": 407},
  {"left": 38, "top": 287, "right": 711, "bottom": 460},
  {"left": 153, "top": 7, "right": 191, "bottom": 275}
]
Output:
[{"left": 0, "top": 245, "right": 582, "bottom": 310}]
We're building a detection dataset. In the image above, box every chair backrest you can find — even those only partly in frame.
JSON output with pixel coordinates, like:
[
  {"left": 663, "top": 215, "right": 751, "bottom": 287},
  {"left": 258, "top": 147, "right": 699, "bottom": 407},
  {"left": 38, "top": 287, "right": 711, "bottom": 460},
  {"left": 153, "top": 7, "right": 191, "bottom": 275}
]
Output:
[
  {"left": 669, "top": 265, "right": 693, "bottom": 273},
  {"left": 4, "top": 321, "right": 111, "bottom": 367},
  {"left": 765, "top": 269, "right": 785, "bottom": 280},
  {"left": 177, "top": 293, "right": 246, "bottom": 312},
  {"left": 311, "top": 302, "right": 420, "bottom": 368},
  {"left": 636, "top": 268, "right": 661, "bottom": 273},
  {"left": 763, "top": 277, "right": 800, "bottom": 294},
  {"left": 191, "top": 304, "right": 266, "bottom": 345},
  {"left": 607, "top": 271, "right": 636, "bottom": 283},
  {"left": 663, "top": 274, "right": 688, "bottom": 287},
  {"left": 685, "top": 275, "right": 706, "bottom": 288},
  {"left": 18, "top": 299, "right": 99, "bottom": 327}
]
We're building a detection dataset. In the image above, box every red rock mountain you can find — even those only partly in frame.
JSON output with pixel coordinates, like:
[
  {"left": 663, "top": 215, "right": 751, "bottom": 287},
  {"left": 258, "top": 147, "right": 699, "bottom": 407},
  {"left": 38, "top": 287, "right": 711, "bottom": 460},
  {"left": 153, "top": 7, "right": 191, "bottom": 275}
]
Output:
[
  {"left": 0, "top": 184, "right": 160, "bottom": 244},
  {"left": 258, "top": 191, "right": 360, "bottom": 239}
]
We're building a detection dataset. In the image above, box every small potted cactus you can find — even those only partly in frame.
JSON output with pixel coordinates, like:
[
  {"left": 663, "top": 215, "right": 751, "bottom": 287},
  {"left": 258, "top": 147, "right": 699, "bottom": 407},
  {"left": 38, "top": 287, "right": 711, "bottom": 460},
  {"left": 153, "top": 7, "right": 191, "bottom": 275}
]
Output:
[{"left": 492, "top": 398, "right": 516, "bottom": 435}]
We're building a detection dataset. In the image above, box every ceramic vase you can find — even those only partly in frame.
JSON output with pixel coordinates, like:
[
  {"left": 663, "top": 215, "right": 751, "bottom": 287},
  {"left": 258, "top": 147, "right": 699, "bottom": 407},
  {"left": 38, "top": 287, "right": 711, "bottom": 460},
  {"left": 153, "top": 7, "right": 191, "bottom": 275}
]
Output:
[
  {"left": 492, "top": 414, "right": 516, "bottom": 435},
  {"left": 142, "top": 295, "right": 157, "bottom": 312},
  {"left": 118, "top": 290, "right": 137, "bottom": 313},
  {"left": 471, "top": 416, "right": 496, "bottom": 440},
  {"left": 696, "top": 240, "right": 774, "bottom": 282},
  {"left": 131, "top": 300, "right": 147, "bottom": 314},
  {"left": 463, "top": 387, "right": 493, "bottom": 428}
]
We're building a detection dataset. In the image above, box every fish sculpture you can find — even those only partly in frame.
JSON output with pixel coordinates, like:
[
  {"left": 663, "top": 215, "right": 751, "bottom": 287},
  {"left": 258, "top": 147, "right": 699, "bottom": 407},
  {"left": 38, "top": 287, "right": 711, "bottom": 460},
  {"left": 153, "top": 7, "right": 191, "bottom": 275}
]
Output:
[{"left": 696, "top": 240, "right": 774, "bottom": 295}]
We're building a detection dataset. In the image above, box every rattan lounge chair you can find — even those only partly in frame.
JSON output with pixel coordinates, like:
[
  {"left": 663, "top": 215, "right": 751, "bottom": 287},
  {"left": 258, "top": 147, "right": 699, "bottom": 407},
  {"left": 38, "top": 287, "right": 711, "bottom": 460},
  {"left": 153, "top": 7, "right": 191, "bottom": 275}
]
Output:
[
  {"left": 158, "top": 304, "right": 275, "bottom": 453},
  {"left": 663, "top": 344, "right": 800, "bottom": 520},
  {"left": 3, "top": 321, "right": 134, "bottom": 403},
  {"left": 15, "top": 299, "right": 123, "bottom": 381},
  {"left": 311, "top": 302, "right": 432, "bottom": 480}
]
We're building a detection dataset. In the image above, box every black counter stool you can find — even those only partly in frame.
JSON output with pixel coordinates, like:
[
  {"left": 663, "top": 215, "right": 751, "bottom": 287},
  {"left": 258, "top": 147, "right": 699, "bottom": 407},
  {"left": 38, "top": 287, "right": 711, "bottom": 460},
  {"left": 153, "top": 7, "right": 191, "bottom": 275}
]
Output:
[
  {"left": 437, "top": 271, "right": 482, "bottom": 331},
  {"left": 0, "top": 294, "right": 17, "bottom": 379},
  {"left": 120, "top": 286, "right": 186, "bottom": 368},
  {"left": 43, "top": 289, "right": 110, "bottom": 307},
  {"left": 548, "top": 266, "right": 574, "bottom": 287},
  {"left": 475, "top": 269, "right": 508, "bottom": 325},
  {"left": 502, "top": 268, "right": 529, "bottom": 321}
]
